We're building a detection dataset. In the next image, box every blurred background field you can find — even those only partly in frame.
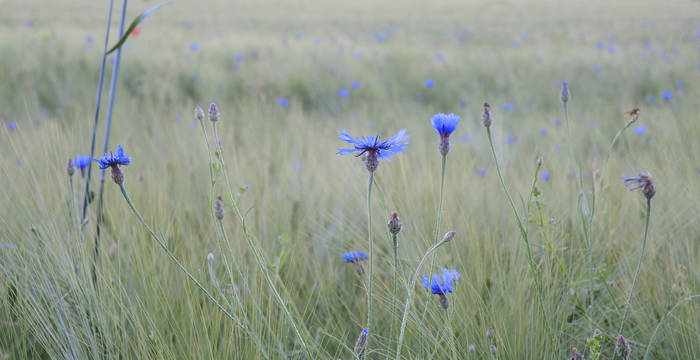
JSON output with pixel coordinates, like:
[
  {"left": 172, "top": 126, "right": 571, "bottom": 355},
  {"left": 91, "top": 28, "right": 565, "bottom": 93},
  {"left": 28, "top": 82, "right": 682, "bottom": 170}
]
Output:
[{"left": 1, "top": 0, "right": 699, "bottom": 359}]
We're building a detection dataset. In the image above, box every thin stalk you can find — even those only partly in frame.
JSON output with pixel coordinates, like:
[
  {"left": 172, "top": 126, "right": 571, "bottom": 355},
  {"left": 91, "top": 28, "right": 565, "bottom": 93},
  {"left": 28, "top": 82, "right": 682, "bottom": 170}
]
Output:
[
  {"left": 364, "top": 171, "right": 374, "bottom": 360},
  {"left": 486, "top": 127, "right": 553, "bottom": 348},
  {"left": 391, "top": 232, "right": 399, "bottom": 344},
  {"left": 420, "top": 154, "right": 447, "bottom": 324},
  {"left": 617, "top": 199, "right": 652, "bottom": 336},
  {"left": 81, "top": 0, "right": 115, "bottom": 221},
  {"left": 643, "top": 294, "right": 700, "bottom": 360},
  {"left": 211, "top": 123, "right": 312, "bottom": 359},
  {"left": 117, "top": 182, "right": 241, "bottom": 326},
  {"left": 395, "top": 237, "right": 451, "bottom": 360},
  {"left": 563, "top": 102, "right": 594, "bottom": 327},
  {"left": 91, "top": 0, "right": 128, "bottom": 289}
]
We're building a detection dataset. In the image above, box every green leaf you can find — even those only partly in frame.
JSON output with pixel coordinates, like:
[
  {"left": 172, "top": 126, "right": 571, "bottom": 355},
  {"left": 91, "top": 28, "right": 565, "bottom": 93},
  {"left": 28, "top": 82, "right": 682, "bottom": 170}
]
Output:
[{"left": 105, "top": 2, "right": 169, "bottom": 55}]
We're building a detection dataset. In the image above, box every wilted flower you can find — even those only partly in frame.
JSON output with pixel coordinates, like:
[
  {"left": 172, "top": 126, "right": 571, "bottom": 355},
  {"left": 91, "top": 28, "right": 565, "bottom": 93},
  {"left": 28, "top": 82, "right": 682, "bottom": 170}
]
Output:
[
  {"left": 623, "top": 172, "right": 656, "bottom": 200},
  {"left": 431, "top": 113, "right": 461, "bottom": 156},
  {"left": 560, "top": 81, "right": 571, "bottom": 103},
  {"left": 481, "top": 102, "right": 492, "bottom": 128},
  {"left": 66, "top": 158, "right": 75, "bottom": 177},
  {"left": 208, "top": 103, "right": 219, "bottom": 122},
  {"left": 626, "top": 108, "right": 640, "bottom": 123},
  {"left": 387, "top": 212, "right": 402, "bottom": 236},
  {"left": 441, "top": 231, "right": 456, "bottom": 244},
  {"left": 194, "top": 105, "right": 205, "bottom": 121},
  {"left": 337, "top": 128, "right": 410, "bottom": 172},
  {"left": 569, "top": 347, "right": 584, "bottom": 360},
  {"left": 353, "top": 328, "right": 368, "bottom": 356},
  {"left": 214, "top": 197, "right": 225, "bottom": 220},
  {"left": 94, "top": 144, "right": 131, "bottom": 185},
  {"left": 616, "top": 335, "right": 631, "bottom": 359}
]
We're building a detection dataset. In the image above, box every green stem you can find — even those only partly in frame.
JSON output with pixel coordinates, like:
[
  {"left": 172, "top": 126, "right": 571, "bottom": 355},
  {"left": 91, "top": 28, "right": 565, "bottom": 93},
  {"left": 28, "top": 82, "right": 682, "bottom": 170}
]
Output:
[
  {"left": 117, "top": 182, "right": 241, "bottom": 327},
  {"left": 618, "top": 199, "right": 652, "bottom": 336},
  {"left": 391, "top": 233, "right": 399, "bottom": 347},
  {"left": 395, "top": 237, "right": 451, "bottom": 360},
  {"left": 420, "top": 154, "right": 447, "bottom": 325},
  {"left": 486, "top": 127, "right": 553, "bottom": 348},
  {"left": 643, "top": 294, "right": 700, "bottom": 360},
  {"left": 365, "top": 171, "right": 374, "bottom": 360},
  {"left": 212, "top": 123, "right": 312, "bottom": 359}
]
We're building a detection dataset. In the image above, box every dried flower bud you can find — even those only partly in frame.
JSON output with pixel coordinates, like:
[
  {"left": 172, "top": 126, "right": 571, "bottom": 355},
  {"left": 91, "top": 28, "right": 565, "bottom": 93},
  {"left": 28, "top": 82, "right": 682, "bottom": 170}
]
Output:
[
  {"left": 111, "top": 166, "right": 124, "bottom": 185},
  {"left": 570, "top": 347, "right": 584, "bottom": 360},
  {"left": 442, "top": 231, "right": 456, "bottom": 243},
  {"left": 490, "top": 345, "right": 497, "bottom": 355},
  {"left": 481, "top": 102, "right": 492, "bottom": 128},
  {"left": 108, "top": 243, "right": 118, "bottom": 261},
  {"left": 486, "top": 327, "right": 496, "bottom": 339},
  {"left": 66, "top": 158, "right": 75, "bottom": 177},
  {"left": 30, "top": 224, "right": 37, "bottom": 234},
  {"left": 207, "top": 252, "right": 214, "bottom": 262},
  {"left": 208, "top": 102, "right": 219, "bottom": 122},
  {"left": 365, "top": 151, "right": 378, "bottom": 173},
  {"left": 214, "top": 197, "right": 225, "bottom": 220},
  {"left": 560, "top": 81, "right": 571, "bottom": 103},
  {"left": 468, "top": 344, "right": 475, "bottom": 354},
  {"left": 616, "top": 335, "right": 631, "bottom": 360},
  {"left": 388, "top": 212, "right": 402, "bottom": 236},
  {"left": 626, "top": 108, "right": 640, "bottom": 124},
  {"left": 353, "top": 328, "right": 368, "bottom": 357},
  {"left": 537, "top": 156, "right": 543, "bottom": 167},
  {"left": 194, "top": 106, "right": 205, "bottom": 122}
]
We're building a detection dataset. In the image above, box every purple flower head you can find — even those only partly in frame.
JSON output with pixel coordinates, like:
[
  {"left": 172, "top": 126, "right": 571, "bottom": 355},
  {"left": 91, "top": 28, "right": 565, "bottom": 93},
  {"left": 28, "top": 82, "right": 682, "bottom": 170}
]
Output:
[
  {"left": 422, "top": 268, "right": 460, "bottom": 295},
  {"left": 623, "top": 172, "right": 656, "bottom": 200}
]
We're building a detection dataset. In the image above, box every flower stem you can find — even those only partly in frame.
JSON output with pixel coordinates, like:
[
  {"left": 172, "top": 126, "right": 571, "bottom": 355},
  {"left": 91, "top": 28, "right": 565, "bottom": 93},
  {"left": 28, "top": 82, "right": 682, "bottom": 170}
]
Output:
[
  {"left": 117, "top": 182, "right": 241, "bottom": 327},
  {"left": 486, "top": 127, "right": 553, "bottom": 348},
  {"left": 617, "top": 199, "right": 652, "bottom": 336},
  {"left": 395, "top": 237, "right": 451, "bottom": 360},
  {"left": 212, "top": 123, "right": 312, "bottom": 359},
  {"left": 365, "top": 171, "right": 374, "bottom": 360},
  {"left": 420, "top": 154, "right": 447, "bottom": 324},
  {"left": 391, "top": 232, "right": 399, "bottom": 345}
]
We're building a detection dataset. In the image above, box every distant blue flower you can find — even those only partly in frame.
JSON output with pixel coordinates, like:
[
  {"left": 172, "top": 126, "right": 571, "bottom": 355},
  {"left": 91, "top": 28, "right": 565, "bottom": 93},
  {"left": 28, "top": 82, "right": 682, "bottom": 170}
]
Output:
[
  {"left": 189, "top": 42, "right": 199, "bottom": 51},
  {"left": 459, "top": 101, "right": 467, "bottom": 109},
  {"left": 676, "top": 80, "right": 685, "bottom": 89},
  {"left": 343, "top": 251, "right": 368, "bottom": 264},
  {"left": 295, "top": 32, "right": 304, "bottom": 39},
  {"left": 337, "top": 128, "right": 410, "bottom": 163},
  {"left": 425, "top": 79, "right": 435, "bottom": 88},
  {"left": 608, "top": 44, "right": 617, "bottom": 53},
  {"left": 94, "top": 144, "right": 131, "bottom": 170},
  {"left": 351, "top": 80, "right": 360, "bottom": 89},
  {"left": 26, "top": 19, "right": 35, "bottom": 28},
  {"left": 647, "top": 96, "right": 656, "bottom": 105},
  {"left": 541, "top": 172, "right": 551, "bottom": 181},
  {"left": 430, "top": 113, "right": 460, "bottom": 137},
  {"left": 642, "top": 40, "right": 651, "bottom": 49},
  {"left": 596, "top": 40, "right": 605, "bottom": 49},
  {"left": 436, "top": 53, "right": 445, "bottom": 61},
  {"left": 291, "top": 161, "right": 302, "bottom": 170},
  {"left": 475, "top": 168, "right": 487, "bottom": 176},
  {"left": 338, "top": 89, "right": 349, "bottom": 98},
  {"left": 235, "top": 54, "right": 244, "bottom": 62},
  {"left": 662, "top": 91, "right": 672, "bottom": 100},
  {"left": 422, "top": 268, "right": 460, "bottom": 295},
  {"left": 506, "top": 135, "right": 517, "bottom": 144},
  {"left": 593, "top": 64, "right": 601, "bottom": 73},
  {"left": 353, "top": 50, "right": 363, "bottom": 59},
  {"left": 539, "top": 128, "right": 548, "bottom": 136},
  {"left": 553, "top": 118, "right": 562, "bottom": 127},
  {"left": 634, "top": 125, "right": 647, "bottom": 136},
  {"left": 658, "top": 50, "right": 666, "bottom": 58},
  {"left": 191, "top": 121, "right": 198, "bottom": 128},
  {"left": 74, "top": 155, "right": 91, "bottom": 169},
  {"left": 277, "top": 98, "right": 289, "bottom": 107},
  {"left": 6, "top": 121, "right": 17, "bottom": 131},
  {"left": 501, "top": 103, "right": 515, "bottom": 111}
]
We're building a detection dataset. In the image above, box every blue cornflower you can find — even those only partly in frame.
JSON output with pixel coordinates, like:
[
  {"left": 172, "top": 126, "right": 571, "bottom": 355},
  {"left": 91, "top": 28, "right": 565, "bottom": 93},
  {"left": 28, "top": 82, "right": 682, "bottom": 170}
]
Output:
[
  {"left": 541, "top": 172, "right": 551, "bottom": 181},
  {"left": 94, "top": 145, "right": 130, "bottom": 184},
  {"left": 431, "top": 113, "right": 460, "bottom": 156},
  {"left": 593, "top": 64, "right": 601, "bottom": 73},
  {"left": 647, "top": 96, "right": 656, "bottom": 105},
  {"left": 343, "top": 251, "right": 368, "bottom": 264},
  {"left": 277, "top": 97, "right": 289, "bottom": 107},
  {"left": 74, "top": 155, "right": 91, "bottom": 177},
  {"left": 475, "top": 168, "right": 487, "bottom": 177},
  {"left": 94, "top": 144, "right": 131, "bottom": 170},
  {"left": 539, "top": 128, "right": 548, "bottom": 136},
  {"left": 423, "top": 268, "right": 460, "bottom": 309},
  {"left": 425, "top": 79, "right": 435, "bottom": 88},
  {"left": 337, "top": 128, "right": 410, "bottom": 172},
  {"left": 634, "top": 125, "right": 647, "bottom": 136},
  {"left": 189, "top": 42, "right": 199, "bottom": 51},
  {"left": 596, "top": 40, "right": 605, "bottom": 49},
  {"left": 501, "top": 103, "right": 515, "bottom": 111},
  {"left": 6, "top": 121, "right": 17, "bottom": 131},
  {"left": 662, "top": 91, "right": 672, "bottom": 100},
  {"left": 506, "top": 135, "right": 517, "bottom": 144},
  {"left": 344, "top": 251, "right": 368, "bottom": 276},
  {"left": 338, "top": 89, "right": 349, "bottom": 98},
  {"left": 351, "top": 80, "right": 360, "bottom": 89}
]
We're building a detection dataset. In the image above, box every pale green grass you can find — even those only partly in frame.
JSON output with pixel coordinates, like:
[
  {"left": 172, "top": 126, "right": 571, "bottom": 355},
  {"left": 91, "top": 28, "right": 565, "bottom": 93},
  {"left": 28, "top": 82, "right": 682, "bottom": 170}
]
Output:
[{"left": 0, "top": 0, "right": 699, "bottom": 359}]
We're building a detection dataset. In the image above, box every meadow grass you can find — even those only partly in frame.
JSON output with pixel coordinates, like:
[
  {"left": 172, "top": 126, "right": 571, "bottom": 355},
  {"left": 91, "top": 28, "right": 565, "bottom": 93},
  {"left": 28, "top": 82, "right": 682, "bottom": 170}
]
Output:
[{"left": 1, "top": 0, "right": 699, "bottom": 358}]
